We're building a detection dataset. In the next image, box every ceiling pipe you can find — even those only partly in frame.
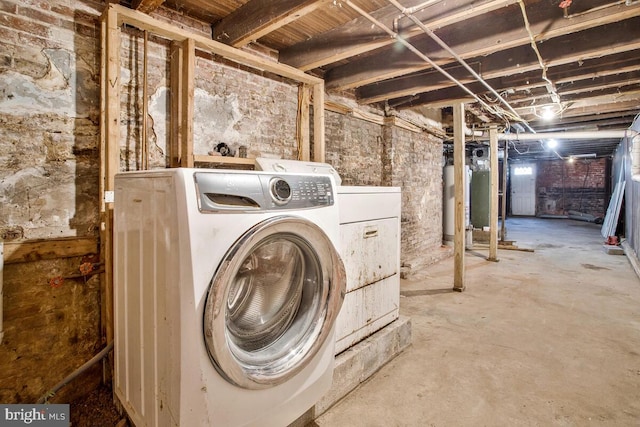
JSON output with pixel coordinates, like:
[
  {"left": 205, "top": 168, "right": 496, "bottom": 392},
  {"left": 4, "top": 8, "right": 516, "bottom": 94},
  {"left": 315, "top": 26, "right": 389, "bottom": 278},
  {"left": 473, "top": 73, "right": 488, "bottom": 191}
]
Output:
[
  {"left": 342, "top": 0, "right": 505, "bottom": 119},
  {"left": 495, "top": 130, "right": 635, "bottom": 141},
  {"left": 387, "top": 0, "right": 532, "bottom": 130},
  {"left": 403, "top": 0, "right": 440, "bottom": 14}
]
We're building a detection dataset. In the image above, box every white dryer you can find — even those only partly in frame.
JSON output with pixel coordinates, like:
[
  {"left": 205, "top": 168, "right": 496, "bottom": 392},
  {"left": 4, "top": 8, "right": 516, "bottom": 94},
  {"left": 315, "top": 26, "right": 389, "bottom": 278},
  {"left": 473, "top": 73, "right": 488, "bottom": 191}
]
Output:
[{"left": 113, "top": 168, "right": 345, "bottom": 427}]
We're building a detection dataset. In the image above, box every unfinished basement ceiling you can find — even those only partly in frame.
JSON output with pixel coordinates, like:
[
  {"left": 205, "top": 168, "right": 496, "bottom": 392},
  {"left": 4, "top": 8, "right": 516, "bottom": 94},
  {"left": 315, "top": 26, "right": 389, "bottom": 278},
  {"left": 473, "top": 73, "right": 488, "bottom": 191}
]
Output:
[{"left": 126, "top": 0, "right": 640, "bottom": 161}]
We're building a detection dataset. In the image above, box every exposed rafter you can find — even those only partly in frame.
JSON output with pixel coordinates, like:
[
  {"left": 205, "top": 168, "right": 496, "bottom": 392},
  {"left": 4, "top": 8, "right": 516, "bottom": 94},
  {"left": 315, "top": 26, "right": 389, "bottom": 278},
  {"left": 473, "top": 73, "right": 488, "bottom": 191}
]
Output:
[
  {"left": 132, "top": 0, "right": 165, "bottom": 14},
  {"left": 212, "top": 0, "right": 332, "bottom": 47}
]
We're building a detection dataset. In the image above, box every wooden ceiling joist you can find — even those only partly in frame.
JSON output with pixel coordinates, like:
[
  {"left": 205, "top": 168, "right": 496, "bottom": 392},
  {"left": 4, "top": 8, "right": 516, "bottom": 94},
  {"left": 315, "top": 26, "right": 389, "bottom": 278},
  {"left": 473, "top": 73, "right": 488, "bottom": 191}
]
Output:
[
  {"left": 212, "top": 0, "right": 331, "bottom": 47},
  {"left": 401, "top": 70, "right": 640, "bottom": 110},
  {"left": 325, "top": 2, "right": 640, "bottom": 91},
  {"left": 372, "top": 19, "right": 640, "bottom": 108},
  {"left": 279, "top": 0, "right": 517, "bottom": 71},
  {"left": 132, "top": 0, "right": 166, "bottom": 14}
]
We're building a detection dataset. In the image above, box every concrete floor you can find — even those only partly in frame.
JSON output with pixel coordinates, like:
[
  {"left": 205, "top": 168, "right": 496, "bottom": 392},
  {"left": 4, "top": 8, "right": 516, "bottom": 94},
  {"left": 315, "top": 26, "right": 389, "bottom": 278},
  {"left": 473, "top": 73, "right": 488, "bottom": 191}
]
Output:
[{"left": 314, "top": 218, "right": 640, "bottom": 426}]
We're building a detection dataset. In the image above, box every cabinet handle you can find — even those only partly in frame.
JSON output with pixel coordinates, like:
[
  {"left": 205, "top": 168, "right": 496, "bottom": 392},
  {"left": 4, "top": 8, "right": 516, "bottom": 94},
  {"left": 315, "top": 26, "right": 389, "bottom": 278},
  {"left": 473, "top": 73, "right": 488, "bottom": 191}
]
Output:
[{"left": 363, "top": 226, "right": 379, "bottom": 239}]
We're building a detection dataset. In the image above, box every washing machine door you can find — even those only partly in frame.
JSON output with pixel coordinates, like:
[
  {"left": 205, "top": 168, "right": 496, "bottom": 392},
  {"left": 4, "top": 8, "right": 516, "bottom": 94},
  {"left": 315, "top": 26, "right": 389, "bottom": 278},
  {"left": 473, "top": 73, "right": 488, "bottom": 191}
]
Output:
[{"left": 203, "top": 215, "right": 345, "bottom": 389}]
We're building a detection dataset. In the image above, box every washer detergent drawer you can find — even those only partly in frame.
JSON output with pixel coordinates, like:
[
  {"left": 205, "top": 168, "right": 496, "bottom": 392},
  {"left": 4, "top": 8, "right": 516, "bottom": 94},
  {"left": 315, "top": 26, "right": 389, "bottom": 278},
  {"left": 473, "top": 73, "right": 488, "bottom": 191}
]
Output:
[
  {"left": 340, "top": 217, "right": 398, "bottom": 293},
  {"left": 334, "top": 276, "right": 400, "bottom": 355}
]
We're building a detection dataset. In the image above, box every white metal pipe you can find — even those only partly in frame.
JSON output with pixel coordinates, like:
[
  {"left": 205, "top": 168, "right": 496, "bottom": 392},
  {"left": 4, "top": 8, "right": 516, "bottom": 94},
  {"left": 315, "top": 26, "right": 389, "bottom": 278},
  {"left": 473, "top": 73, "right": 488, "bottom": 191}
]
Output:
[
  {"left": 465, "top": 127, "right": 483, "bottom": 137},
  {"left": 497, "top": 130, "right": 635, "bottom": 140},
  {"left": 404, "top": 0, "right": 440, "bottom": 13}
]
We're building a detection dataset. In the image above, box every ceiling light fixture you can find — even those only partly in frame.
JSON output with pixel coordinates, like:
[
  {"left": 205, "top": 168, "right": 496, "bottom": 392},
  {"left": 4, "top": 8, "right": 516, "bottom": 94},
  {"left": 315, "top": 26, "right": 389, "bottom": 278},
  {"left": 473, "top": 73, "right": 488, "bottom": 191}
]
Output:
[
  {"left": 533, "top": 103, "right": 565, "bottom": 121},
  {"left": 547, "top": 139, "right": 558, "bottom": 149},
  {"left": 541, "top": 105, "right": 556, "bottom": 120}
]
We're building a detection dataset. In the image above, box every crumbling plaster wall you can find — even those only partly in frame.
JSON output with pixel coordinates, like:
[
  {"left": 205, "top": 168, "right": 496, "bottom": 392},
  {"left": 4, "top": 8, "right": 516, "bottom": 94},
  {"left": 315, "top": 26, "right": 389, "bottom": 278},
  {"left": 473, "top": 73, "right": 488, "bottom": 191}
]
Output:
[
  {"left": 0, "top": 0, "right": 104, "bottom": 404},
  {"left": 0, "top": 0, "right": 447, "bottom": 405}
]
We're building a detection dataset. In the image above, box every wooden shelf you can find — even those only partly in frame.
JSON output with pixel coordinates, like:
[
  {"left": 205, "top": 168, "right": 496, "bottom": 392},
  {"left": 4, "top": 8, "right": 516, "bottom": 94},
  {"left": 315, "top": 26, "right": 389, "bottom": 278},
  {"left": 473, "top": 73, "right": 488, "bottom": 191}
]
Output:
[
  {"left": 193, "top": 155, "right": 256, "bottom": 167},
  {"left": 4, "top": 237, "right": 98, "bottom": 264}
]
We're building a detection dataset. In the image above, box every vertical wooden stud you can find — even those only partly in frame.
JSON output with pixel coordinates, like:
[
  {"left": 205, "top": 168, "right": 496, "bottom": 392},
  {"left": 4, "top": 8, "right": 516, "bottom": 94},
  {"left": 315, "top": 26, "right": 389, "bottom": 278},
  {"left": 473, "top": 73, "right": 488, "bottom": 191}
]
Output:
[
  {"left": 102, "top": 5, "right": 121, "bottom": 375},
  {"left": 169, "top": 41, "right": 183, "bottom": 167},
  {"left": 181, "top": 38, "right": 195, "bottom": 168},
  {"left": 453, "top": 103, "right": 466, "bottom": 292},
  {"left": 312, "top": 82, "right": 325, "bottom": 162},
  {"left": 488, "top": 124, "right": 499, "bottom": 262},
  {"left": 141, "top": 30, "right": 149, "bottom": 170},
  {"left": 298, "top": 84, "right": 310, "bottom": 161},
  {"left": 501, "top": 141, "right": 509, "bottom": 242}
]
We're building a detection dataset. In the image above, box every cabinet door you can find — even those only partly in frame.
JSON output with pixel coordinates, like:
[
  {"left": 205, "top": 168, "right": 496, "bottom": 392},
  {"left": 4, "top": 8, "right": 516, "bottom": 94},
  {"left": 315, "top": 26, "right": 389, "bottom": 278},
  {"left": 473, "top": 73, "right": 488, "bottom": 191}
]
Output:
[
  {"left": 340, "top": 217, "right": 399, "bottom": 293},
  {"left": 334, "top": 276, "right": 400, "bottom": 354}
]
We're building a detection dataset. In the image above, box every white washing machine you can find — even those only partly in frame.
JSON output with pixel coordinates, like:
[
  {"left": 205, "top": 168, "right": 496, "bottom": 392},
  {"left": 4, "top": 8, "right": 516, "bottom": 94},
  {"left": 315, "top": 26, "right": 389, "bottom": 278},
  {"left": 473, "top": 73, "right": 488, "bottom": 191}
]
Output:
[{"left": 113, "top": 168, "right": 345, "bottom": 427}]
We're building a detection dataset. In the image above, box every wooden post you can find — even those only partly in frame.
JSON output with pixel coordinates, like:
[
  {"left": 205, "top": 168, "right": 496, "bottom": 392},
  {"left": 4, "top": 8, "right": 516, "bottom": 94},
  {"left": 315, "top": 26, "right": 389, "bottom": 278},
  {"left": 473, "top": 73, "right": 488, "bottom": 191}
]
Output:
[
  {"left": 181, "top": 38, "right": 195, "bottom": 168},
  {"left": 101, "top": 5, "right": 121, "bottom": 379},
  {"left": 453, "top": 103, "right": 466, "bottom": 292},
  {"left": 501, "top": 140, "right": 508, "bottom": 242},
  {"left": 298, "top": 84, "right": 310, "bottom": 161},
  {"left": 169, "top": 41, "right": 183, "bottom": 167},
  {"left": 142, "top": 30, "right": 149, "bottom": 170},
  {"left": 312, "top": 82, "right": 325, "bottom": 162},
  {"left": 488, "top": 124, "right": 499, "bottom": 262}
]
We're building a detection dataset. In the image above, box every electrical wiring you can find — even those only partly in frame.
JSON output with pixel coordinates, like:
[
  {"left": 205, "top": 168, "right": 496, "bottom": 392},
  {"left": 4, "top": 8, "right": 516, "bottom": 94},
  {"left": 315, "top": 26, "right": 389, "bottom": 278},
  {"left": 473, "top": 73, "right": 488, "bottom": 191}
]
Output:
[
  {"left": 388, "top": 0, "right": 527, "bottom": 125},
  {"left": 517, "top": 0, "right": 561, "bottom": 106},
  {"left": 508, "top": 140, "right": 530, "bottom": 155}
]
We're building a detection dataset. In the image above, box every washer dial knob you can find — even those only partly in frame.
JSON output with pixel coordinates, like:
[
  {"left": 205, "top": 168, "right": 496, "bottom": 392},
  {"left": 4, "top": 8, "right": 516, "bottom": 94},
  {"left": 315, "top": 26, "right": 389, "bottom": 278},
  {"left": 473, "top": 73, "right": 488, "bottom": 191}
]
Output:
[{"left": 270, "top": 178, "right": 292, "bottom": 205}]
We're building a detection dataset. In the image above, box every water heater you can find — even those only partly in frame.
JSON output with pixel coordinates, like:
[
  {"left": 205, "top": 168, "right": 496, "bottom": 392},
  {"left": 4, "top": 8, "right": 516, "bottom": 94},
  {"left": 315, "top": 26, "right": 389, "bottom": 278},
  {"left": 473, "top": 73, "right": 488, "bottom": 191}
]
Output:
[{"left": 443, "top": 165, "right": 471, "bottom": 242}]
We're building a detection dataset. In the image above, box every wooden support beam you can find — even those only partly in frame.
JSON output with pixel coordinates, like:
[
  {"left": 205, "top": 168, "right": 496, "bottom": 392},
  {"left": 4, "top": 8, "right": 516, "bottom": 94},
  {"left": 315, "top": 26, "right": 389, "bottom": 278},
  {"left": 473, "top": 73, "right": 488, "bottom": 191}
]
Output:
[
  {"left": 181, "top": 38, "right": 195, "bottom": 168},
  {"left": 4, "top": 237, "right": 99, "bottom": 264},
  {"left": 212, "top": 0, "right": 331, "bottom": 47},
  {"left": 169, "top": 41, "right": 183, "bottom": 168},
  {"left": 298, "top": 84, "right": 311, "bottom": 161},
  {"left": 501, "top": 141, "right": 508, "bottom": 242},
  {"left": 453, "top": 103, "right": 466, "bottom": 292},
  {"left": 313, "top": 82, "right": 326, "bottom": 162},
  {"left": 131, "top": 0, "right": 165, "bottom": 14},
  {"left": 488, "top": 125, "right": 499, "bottom": 262},
  {"left": 105, "top": 6, "right": 120, "bottom": 199},
  {"left": 102, "top": 5, "right": 120, "bottom": 374}
]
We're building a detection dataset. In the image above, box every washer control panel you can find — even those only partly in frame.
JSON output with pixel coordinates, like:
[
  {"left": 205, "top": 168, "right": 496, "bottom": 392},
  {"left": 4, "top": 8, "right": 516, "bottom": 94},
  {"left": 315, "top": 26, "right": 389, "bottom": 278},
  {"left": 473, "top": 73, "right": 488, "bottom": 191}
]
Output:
[{"left": 195, "top": 171, "right": 334, "bottom": 212}]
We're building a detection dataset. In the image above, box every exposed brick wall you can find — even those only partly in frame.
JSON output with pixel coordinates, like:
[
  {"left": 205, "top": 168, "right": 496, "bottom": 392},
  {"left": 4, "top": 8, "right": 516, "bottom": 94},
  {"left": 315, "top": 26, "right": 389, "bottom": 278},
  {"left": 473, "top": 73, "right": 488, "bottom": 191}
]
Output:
[
  {"left": 324, "top": 102, "right": 447, "bottom": 273},
  {"left": 325, "top": 110, "right": 385, "bottom": 185},
  {"left": 537, "top": 158, "right": 607, "bottom": 218},
  {"left": 384, "top": 124, "right": 448, "bottom": 271}
]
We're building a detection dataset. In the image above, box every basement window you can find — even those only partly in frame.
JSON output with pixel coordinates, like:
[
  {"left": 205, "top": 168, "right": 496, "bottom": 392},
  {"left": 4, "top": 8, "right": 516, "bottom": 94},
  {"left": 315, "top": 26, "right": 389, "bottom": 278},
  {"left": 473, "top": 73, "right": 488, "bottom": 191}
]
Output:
[{"left": 513, "top": 166, "right": 533, "bottom": 176}]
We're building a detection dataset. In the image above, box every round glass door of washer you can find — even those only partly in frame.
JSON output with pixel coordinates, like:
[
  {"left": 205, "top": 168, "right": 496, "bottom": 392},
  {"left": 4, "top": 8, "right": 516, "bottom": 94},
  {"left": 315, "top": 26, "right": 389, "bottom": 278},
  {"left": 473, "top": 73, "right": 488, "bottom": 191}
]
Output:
[{"left": 203, "top": 215, "right": 345, "bottom": 389}]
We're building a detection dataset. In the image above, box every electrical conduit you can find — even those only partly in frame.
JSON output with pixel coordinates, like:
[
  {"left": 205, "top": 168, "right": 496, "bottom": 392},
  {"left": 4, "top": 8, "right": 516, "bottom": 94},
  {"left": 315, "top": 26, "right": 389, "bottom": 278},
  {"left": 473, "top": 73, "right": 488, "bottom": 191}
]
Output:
[{"left": 36, "top": 341, "right": 114, "bottom": 403}]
